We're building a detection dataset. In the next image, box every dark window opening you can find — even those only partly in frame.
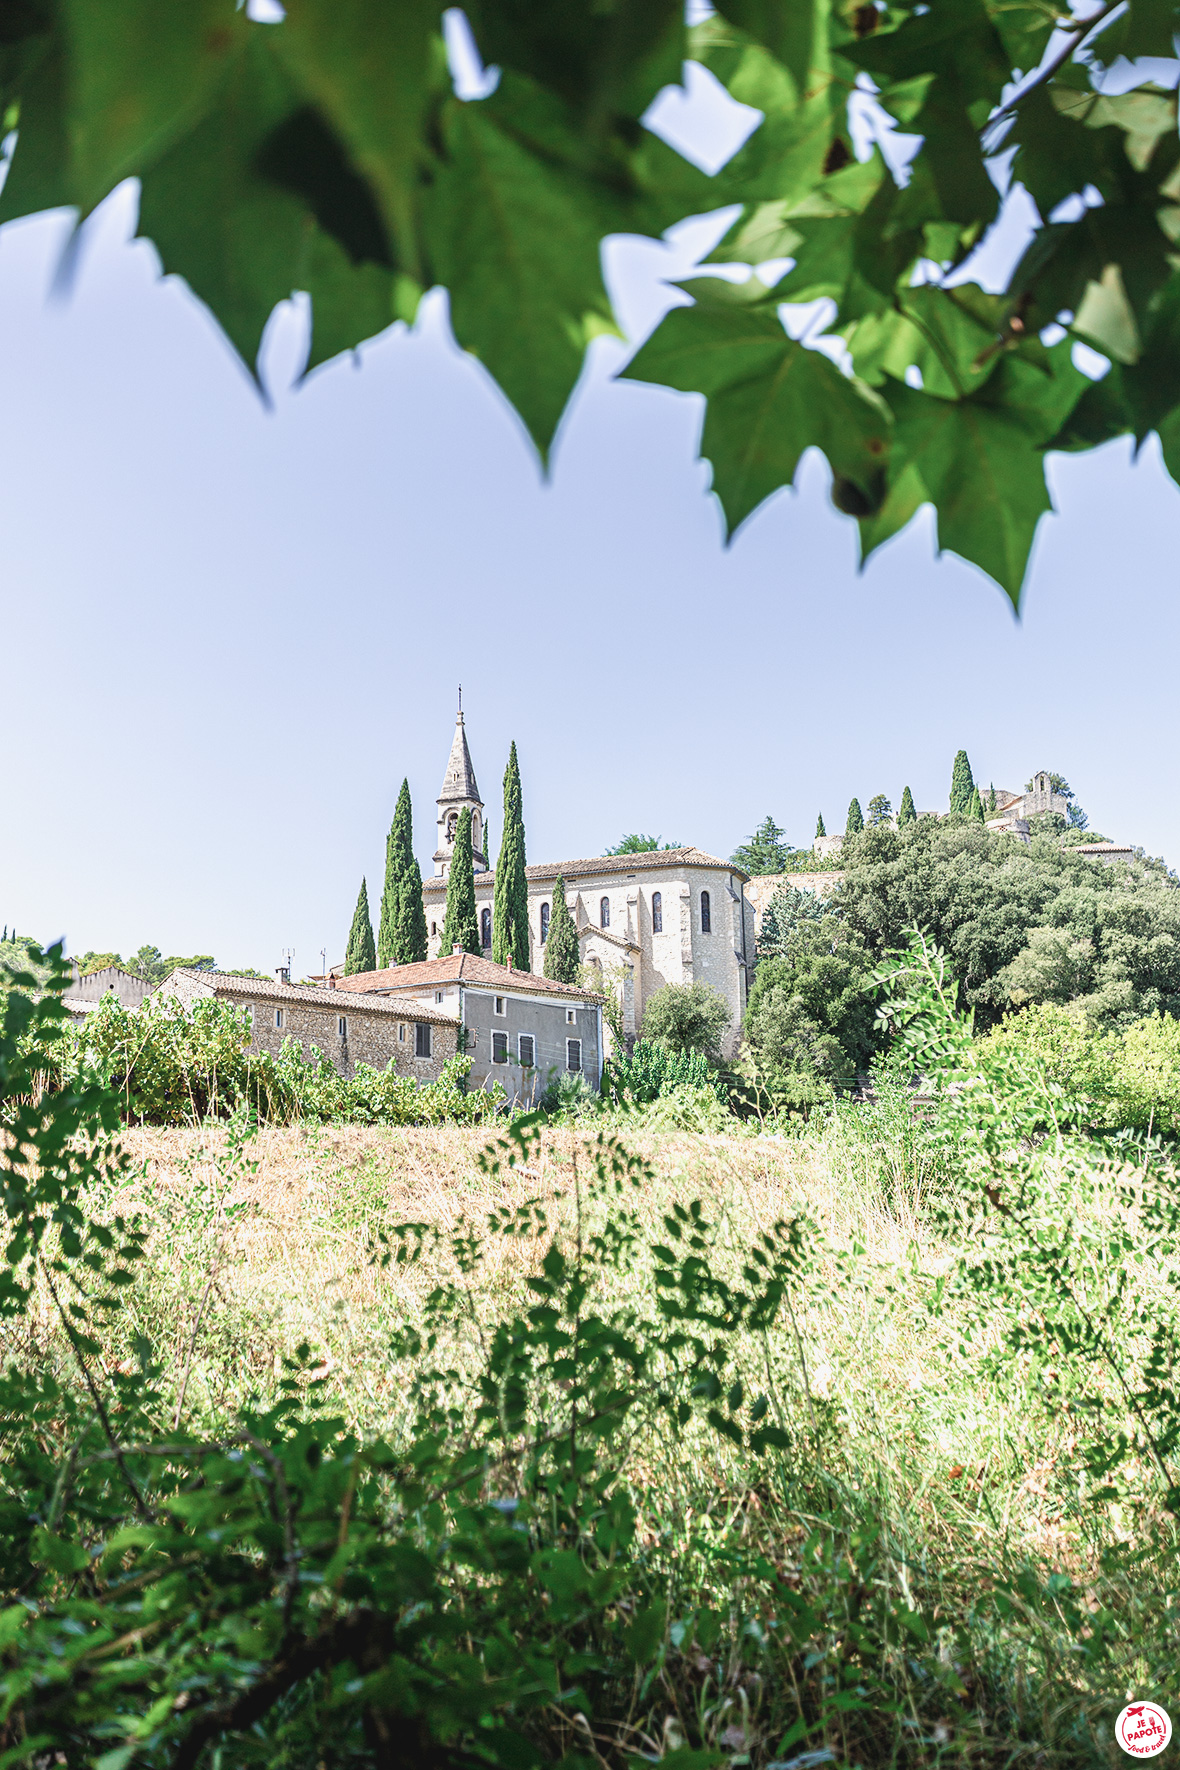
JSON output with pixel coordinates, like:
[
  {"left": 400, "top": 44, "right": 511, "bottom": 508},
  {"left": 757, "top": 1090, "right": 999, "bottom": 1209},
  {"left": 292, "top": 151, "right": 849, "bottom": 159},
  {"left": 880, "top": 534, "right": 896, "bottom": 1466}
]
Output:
[
  {"left": 600, "top": 897, "right": 610, "bottom": 928},
  {"left": 481, "top": 907, "right": 492, "bottom": 948},
  {"left": 492, "top": 1031, "right": 508, "bottom": 1065},
  {"left": 519, "top": 1033, "right": 535, "bottom": 1067},
  {"left": 700, "top": 890, "right": 711, "bottom": 933},
  {"left": 567, "top": 1038, "right": 582, "bottom": 1072},
  {"left": 652, "top": 891, "right": 662, "bottom": 934},
  {"left": 415, "top": 1022, "right": 432, "bottom": 1058},
  {"left": 540, "top": 902, "right": 550, "bottom": 944}
]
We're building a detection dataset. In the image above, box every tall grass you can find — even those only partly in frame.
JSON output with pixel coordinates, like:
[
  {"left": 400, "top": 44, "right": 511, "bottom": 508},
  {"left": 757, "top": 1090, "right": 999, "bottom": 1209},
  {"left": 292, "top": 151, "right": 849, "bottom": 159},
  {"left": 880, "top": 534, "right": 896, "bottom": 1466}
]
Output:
[{"left": 15, "top": 1104, "right": 1168, "bottom": 1766}]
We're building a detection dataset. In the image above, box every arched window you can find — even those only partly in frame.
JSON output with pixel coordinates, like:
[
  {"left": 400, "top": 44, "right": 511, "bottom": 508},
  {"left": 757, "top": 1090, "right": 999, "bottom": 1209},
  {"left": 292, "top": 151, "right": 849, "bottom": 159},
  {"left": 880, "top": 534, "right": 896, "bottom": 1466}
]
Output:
[
  {"left": 540, "top": 902, "right": 550, "bottom": 944},
  {"left": 700, "top": 890, "right": 711, "bottom": 933},
  {"left": 446, "top": 811, "right": 458, "bottom": 842},
  {"left": 481, "top": 907, "right": 492, "bottom": 949},
  {"left": 600, "top": 897, "right": 610, "bottom": 929},
  {"left": 652, "top": 891, "right": 662, "bottom": 934}
]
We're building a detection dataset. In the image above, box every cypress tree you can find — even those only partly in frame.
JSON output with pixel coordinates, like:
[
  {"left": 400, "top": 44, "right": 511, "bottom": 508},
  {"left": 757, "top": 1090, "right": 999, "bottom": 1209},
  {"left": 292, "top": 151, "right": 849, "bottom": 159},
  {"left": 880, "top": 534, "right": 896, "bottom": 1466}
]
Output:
[
  {"left": 379, "top": 780, "right": 415, "bottom": 967},
  {"left": 987, "top": 783, "right": 997, "bottom": 815},
  {"left": 344, "top": 877, "right": 376, "bottom": 975},
  {"left": 898, "top": 786, "right": 916, "bottom": 825},
  {"left": 815, "top": 813, "right": 826, "bottom": 838},
  {"left": 395, "top": 855, "right": 428, "bottom": 963},
  {"left": 968, "top": 784, "right": 985, "bottom": 823},
  {"left": 543, "top": 875, "right": 579, "bottom": 984},
  {"left": 492, "top": 741, "right": 530, "bottom": 971},
  {"left": 949, "top": 750, "right": 975, "bottom": 814},
  {"left": 845, "top": 797, "right": 864, "bottom": 835},
  {"left": 440, "top": 808, "right": 481, "bottom": 956}
]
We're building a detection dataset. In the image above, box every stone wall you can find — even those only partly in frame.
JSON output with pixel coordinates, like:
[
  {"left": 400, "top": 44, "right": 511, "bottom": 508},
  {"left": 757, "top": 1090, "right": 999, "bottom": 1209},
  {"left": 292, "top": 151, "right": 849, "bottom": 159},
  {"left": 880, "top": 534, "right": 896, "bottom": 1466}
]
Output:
[{"left": 157, "top": 973, "right": 457, "bottom": 1082}]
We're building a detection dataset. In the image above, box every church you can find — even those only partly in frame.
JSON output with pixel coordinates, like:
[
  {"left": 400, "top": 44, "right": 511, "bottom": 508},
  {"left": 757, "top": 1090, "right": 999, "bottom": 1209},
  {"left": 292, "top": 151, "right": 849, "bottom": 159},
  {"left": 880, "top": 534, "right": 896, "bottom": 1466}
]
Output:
[{"left": 422, "top": 706, "right": 754, "bottom": 1055}]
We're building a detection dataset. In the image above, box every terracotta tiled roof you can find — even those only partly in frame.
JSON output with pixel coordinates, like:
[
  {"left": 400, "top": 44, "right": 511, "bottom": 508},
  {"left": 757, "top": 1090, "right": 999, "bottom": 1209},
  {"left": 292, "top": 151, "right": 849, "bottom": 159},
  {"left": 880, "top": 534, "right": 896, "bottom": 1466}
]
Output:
[
  {"left": 333, "top": 953, "right": 602, "bottom": 1001},
  {"left": 167, "top": 969, "right": 459, "bottom": 1024},
  {"left": 422, "top": 846, "right": 748, "bottom": 894},
  {"left": 1072, "top": 843, "right": 1134, "bottom": 855}
]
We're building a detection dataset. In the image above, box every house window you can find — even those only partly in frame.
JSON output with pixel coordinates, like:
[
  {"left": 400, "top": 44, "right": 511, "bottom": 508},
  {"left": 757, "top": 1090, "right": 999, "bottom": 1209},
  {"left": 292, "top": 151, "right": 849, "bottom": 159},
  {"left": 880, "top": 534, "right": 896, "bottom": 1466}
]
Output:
[
  {"left": 415, "top": 1022, "right": 432, "bottom": 1058},
  {"left": 700, "top": 889, "right": 712, "bottom": 933},
  {"left": 337, "top": 1015, "right": 347, "bottom": 1039},
  {"left": 519, "top": 1033, "right": 535, "bottom": 1067},
  {"left": 652, "top": 891, "right": 662, "bottom": 934},
  {"left": 600, "top": 897, "right": 610, "bottom": 928},
  {"left": 566, "top": 1007, "right": 576, "bottom": 1025},
  {"left": 398, "top": 1023, "right": 406, "bottom": 1042},
  {"left": 431, "top": 921, "right": 437, "bottom": 936},
  {"left": 481, "top": 907, "right": 492, "bottom": 948},
  {"left": 540, "top": 903, "right": 550, "bottom": 944},
  {"left": 274, "top": 1007, "right": 284, "bottom": 1030},
  {"left": 567, "top": 1038, "right": 582, "bottom": 1072},
  {"left": 494, "top": 996, "right": 506, "bottom": 1015},
  {"left": 492, "top": 1031, "right": 508, "bottom": 1064},
  {"left": 435, "top": 990, "right": 444, "bottom": 1004}
]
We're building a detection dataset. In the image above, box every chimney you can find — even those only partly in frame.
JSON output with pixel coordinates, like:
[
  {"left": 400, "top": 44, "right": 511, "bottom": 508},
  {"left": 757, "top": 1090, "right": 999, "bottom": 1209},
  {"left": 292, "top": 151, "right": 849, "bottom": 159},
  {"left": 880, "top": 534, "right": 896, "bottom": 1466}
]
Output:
[
  {"left": 506, "top": 955, "right": 513, "bottom": 970},
  {"left": 275, "top": 965, "right": 290, "bottom": 987},
  {"left": 453, "top": 943, "right": 463, "bottom": 957},
  {"left": 328, "top": 974, "right": 337, "bottom": 990}
]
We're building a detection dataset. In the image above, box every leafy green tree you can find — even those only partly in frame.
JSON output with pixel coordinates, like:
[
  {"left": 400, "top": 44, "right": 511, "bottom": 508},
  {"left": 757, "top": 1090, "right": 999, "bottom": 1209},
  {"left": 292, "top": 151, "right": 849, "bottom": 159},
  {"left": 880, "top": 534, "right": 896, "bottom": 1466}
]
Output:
[
  {"left": 839, "top": 818, "right": 1180, "bottom": 1029},
  {"left": 395, "top": 854, "right": 429, "bottom": 964},
  {"left": 343, "top": 878, "right": 376, "bottom": 976},
  {"left": 744, "top": 918, "right": 877, "bottom": 1088},
  {"left": 815, "top": 814, "right": 826, "bottom": 839},
  {"left": 2, "top": 6, "right": 1178, "bottom": 607},
  {"left": 640, "top": 982, "right": 731, "bottom": 1062},
  {"left": 542, "top": 877, "right": 579, "bottom": 984},
  {"left": 492, "top": 743, "right": 530, "bottom": 971},
  {"left": 605, "top": 834, "right": 680, "bottom": 854},
  {"left": 757, "top": 884, "right": 828, "bottom": 960},
  {"left": 986, "top": 784, "right": 998, "bottom": 816},
  {"left": 440, "top": 809, "right": 481, "bottom": 958},
  {"left": 77, "top": 952, "right": 123, "bottom": 975},
  {"left": 379, "top": 781, "right": 415, "bottom": 968},
  {"left": 867, "top": 794, "right": 892, "bottom": 826},
  {"left": 949, "top": 751, "right": 976, "bottom": 815},
  {"left": 898, "top": 787, "right": 916, "bottom": 826},
  {"left": 845, "top": 799, "right": 864, "bottom": 835},
  {"left": 968, "top": 786, "right": 985, "bottom": 824},
  {"left": 730, "top": 815, "right": 789, "bottom": 875}
]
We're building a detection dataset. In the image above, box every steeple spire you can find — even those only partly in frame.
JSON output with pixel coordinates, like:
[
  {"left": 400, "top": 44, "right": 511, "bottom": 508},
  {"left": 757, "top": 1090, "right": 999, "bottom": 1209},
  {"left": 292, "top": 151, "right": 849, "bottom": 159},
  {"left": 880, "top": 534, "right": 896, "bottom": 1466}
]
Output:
[{"left": 434, "top": 700, "right": 486, "bottom": 876}]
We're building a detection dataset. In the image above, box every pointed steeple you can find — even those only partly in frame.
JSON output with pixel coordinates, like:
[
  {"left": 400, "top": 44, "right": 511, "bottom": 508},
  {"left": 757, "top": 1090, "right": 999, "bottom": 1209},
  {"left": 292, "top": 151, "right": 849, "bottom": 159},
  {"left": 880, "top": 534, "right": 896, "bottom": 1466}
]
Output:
[{"left": 434, "top": 692, "right": 487, "bottom": 876}]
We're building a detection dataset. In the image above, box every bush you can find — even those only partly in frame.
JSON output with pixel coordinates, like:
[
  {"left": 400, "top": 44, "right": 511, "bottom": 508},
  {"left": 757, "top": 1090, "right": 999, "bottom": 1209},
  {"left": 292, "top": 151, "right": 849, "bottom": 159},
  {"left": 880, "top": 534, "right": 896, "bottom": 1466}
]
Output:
[
  {"left": 601, "top": 1038, "right": 724, "bottom": 1106},
  {"left": 641, "top": 1080, "right": 734, "bottom": 1133},
  {"left": 638, "top": 980, "right": 731, "bottom": 1059},
  {"left": 980, "top": 1000, "right": 1180, "bottom": 1137},
  {"left": 61, "top": 993, "right": 501, "bottom": 1127}
]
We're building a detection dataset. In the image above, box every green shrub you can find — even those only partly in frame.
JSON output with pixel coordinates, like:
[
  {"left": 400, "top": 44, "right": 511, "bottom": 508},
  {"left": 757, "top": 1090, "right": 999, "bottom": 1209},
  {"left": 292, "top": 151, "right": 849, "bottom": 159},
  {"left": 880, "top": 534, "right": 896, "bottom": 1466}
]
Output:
[
  {"left": 602, "top": 1038, "right": 724, "bottom": 1106},
  {"left": 980, "top": 1000, "right": 1180, "bottom": 1136},
  {"left": 638, "top": 980, "right": 731, "bottom": 1059}
]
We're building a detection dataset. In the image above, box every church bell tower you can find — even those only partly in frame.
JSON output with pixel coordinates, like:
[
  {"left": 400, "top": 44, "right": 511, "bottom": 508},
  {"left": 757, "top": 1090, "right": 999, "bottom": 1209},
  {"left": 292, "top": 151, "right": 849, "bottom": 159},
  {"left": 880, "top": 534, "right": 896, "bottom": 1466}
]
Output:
[{"left": 434, "top": 692, "right": 487, "bottom": 878}]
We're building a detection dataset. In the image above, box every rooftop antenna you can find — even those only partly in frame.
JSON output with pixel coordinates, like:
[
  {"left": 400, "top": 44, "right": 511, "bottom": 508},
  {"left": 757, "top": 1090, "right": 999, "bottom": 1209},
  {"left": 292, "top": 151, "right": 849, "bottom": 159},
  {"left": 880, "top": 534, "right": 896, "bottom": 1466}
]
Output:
[{"left": 458, "top": 683, "right": 462, "bottom": 716}]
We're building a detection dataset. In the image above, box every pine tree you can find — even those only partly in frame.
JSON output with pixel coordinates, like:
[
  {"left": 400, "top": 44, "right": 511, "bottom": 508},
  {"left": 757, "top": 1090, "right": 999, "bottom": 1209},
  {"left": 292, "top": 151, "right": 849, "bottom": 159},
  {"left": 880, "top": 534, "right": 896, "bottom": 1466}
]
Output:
[
  {"left": 344, "top": 878, "right": 376, "bottom": 975},
  {"left": 845, "top": 798, "right": 864, "bottom": 834},
  {"left": 949, "top": 750, "right": 975, "bottom": 814},
  {"left": 378, "top": 780, "right": 415, "bottom": 967},
  {"left": 867, "top": 794, "right": 892, "bottom": 826},
  {"left": 492, "top": 742, "right": 530, "bottom": 970},
  {"left": 441, "top": 809, "right": 481, "bottom": 957},
  {"left": 968, "top": 785, "right": 985, "bottom": 823},
  {"left": 898, "top": 786, "right": 916, "bottom": 825},
  {"left": 543, "top": 876, "right": 579, "bottom": 984},
  {"left": 815, "top": 813, "right": 826, "bottom": 839}
]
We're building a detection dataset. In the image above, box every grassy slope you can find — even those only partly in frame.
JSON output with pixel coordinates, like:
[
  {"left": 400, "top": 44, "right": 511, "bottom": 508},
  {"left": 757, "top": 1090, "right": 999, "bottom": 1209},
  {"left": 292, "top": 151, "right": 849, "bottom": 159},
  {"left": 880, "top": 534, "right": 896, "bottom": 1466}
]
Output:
[{"left": 14, "top": 1117, "right": 1161, "bottom": 1765}]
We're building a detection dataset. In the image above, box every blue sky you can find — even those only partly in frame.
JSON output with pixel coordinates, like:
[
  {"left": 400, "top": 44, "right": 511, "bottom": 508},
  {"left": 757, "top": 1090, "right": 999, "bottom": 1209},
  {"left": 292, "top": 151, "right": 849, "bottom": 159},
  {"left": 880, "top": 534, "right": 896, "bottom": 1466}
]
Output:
[{"left": 1, "top": 61, "right": 1178, "bottom": 975}]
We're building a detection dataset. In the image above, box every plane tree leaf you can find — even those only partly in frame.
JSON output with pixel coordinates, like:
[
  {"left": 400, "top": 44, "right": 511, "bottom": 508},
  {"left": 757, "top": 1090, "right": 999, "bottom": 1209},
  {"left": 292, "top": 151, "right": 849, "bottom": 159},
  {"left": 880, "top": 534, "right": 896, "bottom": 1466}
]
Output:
[{"left": 623, "top": 285, "right": 890, "bottom": 533}]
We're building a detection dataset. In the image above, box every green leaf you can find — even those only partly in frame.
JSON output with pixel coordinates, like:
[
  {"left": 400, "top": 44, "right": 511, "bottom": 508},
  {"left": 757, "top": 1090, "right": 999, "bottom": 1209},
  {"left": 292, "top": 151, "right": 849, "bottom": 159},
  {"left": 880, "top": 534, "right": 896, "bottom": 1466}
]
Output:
[
  {"left": 298, "top": 225, "right": 408, "bottom": 375},
  {"left": 30, "top": 1527, "right": 88, "bottom": 1574},
  {"left": 422, "top": 90, "right": 619, "bottom": 455},
  {"left": 844, "top": 283, "right": 1005, "bottom": 399},
  {"left": 712, "top": 0, "right": 831, "bottom": 95},
  {"left": 58, "top": 0, "right": 250, "bottom": 213},
  {"left": 135, "top": 37, "right": 306, "bottom": 374},
  {"left": 624, "top": 291, "right": 890, "bottom": 533},
  {"left": 984, "top": 1, "right": 1068, "bottom": 75},
  {"left": 270, "top": 0, "right": 440, "bottom": 274},
  {"left": 464, "top": 0, "right": 685, "bottom": 127},
  {"left": 623, "top": 1598, "right": 667, "bottom": 1663},
  {"left": 0, "top": 36, "right": 71, "bottom": 225}
]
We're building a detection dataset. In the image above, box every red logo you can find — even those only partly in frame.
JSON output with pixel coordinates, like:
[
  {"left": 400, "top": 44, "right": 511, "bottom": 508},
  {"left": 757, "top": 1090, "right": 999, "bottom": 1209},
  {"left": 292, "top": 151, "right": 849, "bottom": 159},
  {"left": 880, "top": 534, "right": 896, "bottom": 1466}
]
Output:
[{"left": 1116, "top": 1703, "right": 1172, "bottom": 1757}]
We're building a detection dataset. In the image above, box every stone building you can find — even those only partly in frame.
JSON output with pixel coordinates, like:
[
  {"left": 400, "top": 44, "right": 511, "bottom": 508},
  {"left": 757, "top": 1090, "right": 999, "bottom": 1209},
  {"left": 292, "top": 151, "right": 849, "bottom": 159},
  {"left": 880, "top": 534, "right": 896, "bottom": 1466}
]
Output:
[
  {"left": 335, "top": 951, "right": 604, "bottom": 1104},
  {"left": 416, "top": 716, "right": 754, "bottom": 1054},
  {"left": 62, "top": 964, "right": 152, "bottom": 1022},
  {"left": 157, "top": 968, "right": 458, "bottom": 1081}
]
